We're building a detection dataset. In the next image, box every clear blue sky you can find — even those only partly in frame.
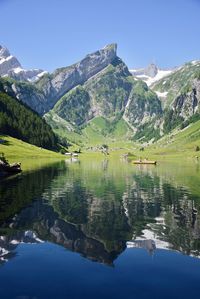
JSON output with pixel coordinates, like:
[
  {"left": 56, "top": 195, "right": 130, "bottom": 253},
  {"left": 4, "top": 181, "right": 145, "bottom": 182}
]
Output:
[{"left": 0, "top": 0, "right": 200, "bottom": 71}]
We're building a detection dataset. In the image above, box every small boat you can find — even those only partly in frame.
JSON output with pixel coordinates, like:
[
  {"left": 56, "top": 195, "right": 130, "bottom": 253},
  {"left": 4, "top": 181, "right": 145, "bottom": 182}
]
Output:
[{"left": 132, "top": 160, "right": 157, "bottom": 165}]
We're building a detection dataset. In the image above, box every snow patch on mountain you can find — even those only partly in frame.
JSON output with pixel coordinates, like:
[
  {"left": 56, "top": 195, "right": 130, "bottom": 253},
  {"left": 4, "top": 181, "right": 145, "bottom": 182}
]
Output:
[
  {"left": 155, "top": 91, "right": 168, "bottom": 98},
  {"left": 130, "top": 64, "right": 174, "bottom": 86}
]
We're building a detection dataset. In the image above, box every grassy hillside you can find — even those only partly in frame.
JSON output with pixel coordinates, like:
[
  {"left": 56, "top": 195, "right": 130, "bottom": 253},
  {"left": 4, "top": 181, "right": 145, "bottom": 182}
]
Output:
[
  {"left": 0, "top": 135, "right": 64, "bottom": 171},
  {"left": 44, "top": 114, "right": 134, "bottom": 148},
  {"left": 157, "top": 120, "right": 200, "bottom": 152},
  {"left": 128, "top": 120, "right": 200, "bottom": 161}
]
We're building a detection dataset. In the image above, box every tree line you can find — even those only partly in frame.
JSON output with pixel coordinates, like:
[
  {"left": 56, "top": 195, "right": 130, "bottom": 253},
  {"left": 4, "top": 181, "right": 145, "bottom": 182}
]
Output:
[{"left": 0, "top": 92, "right": 58, "bottom": 150}]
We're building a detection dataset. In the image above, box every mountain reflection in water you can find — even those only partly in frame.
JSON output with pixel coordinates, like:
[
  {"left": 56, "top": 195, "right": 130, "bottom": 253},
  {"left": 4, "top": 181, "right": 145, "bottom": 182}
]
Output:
[{"left": 0, "top": 158, "right": 200, "bottom": 266}]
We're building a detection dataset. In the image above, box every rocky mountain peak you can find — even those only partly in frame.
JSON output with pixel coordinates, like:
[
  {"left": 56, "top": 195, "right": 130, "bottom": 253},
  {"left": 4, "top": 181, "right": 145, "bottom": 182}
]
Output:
[
  {"left": 144, "top": 63, "right": 158, "bottom": 78},
  {"left": 102, "top": 43, "right": 117, "bottom": 57},
  {"left": 75, "top": 43, "right": 117, "bottom": 74},
  {"left": 130, "top": 63, "right": 159, "bottom": 78},
  {"left": 0, "top": 45, "right": 45, "bottom": 81},
  {"left": 0, "top": 45, "right": 11, "bottom": 59}
]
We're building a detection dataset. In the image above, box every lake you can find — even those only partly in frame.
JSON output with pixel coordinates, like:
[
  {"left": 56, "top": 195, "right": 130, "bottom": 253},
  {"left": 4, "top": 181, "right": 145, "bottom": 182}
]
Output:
[{"left": 0, "top": 156, "right": 200, "bottom": 299}]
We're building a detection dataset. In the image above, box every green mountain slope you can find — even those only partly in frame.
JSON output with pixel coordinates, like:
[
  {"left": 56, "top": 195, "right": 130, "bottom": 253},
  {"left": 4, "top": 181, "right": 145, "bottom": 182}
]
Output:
[
  {"left": 150, "top": 61, "right": 200, "bottom": 136},
  {"left": 159, "top": 120, "right": 200, "bottom": 151},
  {"left": 152, "top": 61, "right": 200, "bottom": 108},
  {"left": 0, "top": 135, "right": 63, "bottom": 163}
]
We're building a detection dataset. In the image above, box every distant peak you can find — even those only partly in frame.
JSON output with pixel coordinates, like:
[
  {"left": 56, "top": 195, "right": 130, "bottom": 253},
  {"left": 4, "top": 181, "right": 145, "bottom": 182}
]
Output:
[
  {"left": 0, "top": 45, "right": 10, "bottom": 59},
  {"left": 147, "top": 63, "right": 158, "bottom": 69},
  {"left": 103, "top": 43, "right": 117, "bottom": 50},
  {"left": 145, "top": 63, "right": 158, "bottom": 77}
]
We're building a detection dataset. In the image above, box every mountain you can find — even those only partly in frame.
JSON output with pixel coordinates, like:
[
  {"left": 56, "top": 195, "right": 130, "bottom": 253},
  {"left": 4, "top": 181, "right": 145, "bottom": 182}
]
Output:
[
  {"left": 0, "top": 45, "right": 46, "bottom": 82},
  {"left": 130, "top": 63, "right": 174, "bottom": 87},
  {"left": 0, "top": 44, "right": 161, "bottom": 143},
  {"left": 43, "top": 46, "right": 162, "bottom": 144},
  {"left": 1, "top": 43, "right": 200, "bottom": 145}
]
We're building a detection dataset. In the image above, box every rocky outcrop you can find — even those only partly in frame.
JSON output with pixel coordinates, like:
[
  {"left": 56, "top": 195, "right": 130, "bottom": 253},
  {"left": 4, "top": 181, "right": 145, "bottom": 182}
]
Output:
[
  {"left": 0, "top": 159, "right": 21, "bottom": 177},
  {"left": 172, "top": 79, "right": 200, "bottom": 120}
]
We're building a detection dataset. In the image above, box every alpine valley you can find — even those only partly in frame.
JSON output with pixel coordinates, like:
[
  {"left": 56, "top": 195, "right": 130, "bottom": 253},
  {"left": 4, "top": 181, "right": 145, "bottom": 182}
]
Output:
[{"left": 0, "top": 43, "right": 200, "bottom": 149}]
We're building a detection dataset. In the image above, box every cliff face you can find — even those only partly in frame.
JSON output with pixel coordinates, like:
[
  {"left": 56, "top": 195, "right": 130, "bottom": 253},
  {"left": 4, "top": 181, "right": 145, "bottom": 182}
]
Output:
[
  {"left": 0, "top": 78, "right": 47, "bottom": 114},
  {"left": 172, "top": 79, "right": 200, "bottom": 120},
  {"left": 35, "top": 44, "right": 118, "bottom": 111},
  {"left": 124, "top": 81, "right": 162, "bottom": 132}
]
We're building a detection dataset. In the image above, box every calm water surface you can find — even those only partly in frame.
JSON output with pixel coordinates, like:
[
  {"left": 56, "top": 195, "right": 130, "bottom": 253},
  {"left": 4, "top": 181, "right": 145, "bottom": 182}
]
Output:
[{"left": 0, "top": 157, "right": 200, "bottom": 299}]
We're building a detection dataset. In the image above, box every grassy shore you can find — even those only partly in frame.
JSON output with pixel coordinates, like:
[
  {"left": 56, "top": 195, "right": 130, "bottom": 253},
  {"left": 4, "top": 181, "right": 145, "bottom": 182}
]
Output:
[{"left": 0, "top": 135, "right": 65, "bottom": 171}]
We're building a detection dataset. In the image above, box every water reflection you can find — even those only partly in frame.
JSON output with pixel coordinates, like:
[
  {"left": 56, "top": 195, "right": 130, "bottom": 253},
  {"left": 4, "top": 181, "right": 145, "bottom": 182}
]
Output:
[{"left": 0, "top": 158, "right": 200, "bottom": 265}]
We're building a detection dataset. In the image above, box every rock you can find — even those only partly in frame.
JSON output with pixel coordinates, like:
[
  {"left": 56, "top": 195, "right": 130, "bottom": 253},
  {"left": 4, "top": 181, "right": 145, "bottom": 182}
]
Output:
[
  {"left": 0, "top": 160, "right": 21, "bottom": 177},
  {"left": 144, "top": 63, "right": 158, "bottom": 78}
]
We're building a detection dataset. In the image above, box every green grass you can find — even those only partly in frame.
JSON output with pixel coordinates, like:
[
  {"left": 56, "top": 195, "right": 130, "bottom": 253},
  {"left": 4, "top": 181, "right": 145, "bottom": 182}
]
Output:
[
  {"left": 70, "top": 119, "right": 200, "bottom": 163},
  {"left": 45, "top": 114, "right": 134, "bottom": 148},
  {"left": 82, "top": 116, "right": 134, "bottom": 146},
  {"left": 0, "top": 135, "right": 65, "bottom": 171},
  {"left": 153, "top": 120, "right": 200, "bottom": 156},
  {"left": 125, "top": 120, "right": 200, "bottom": 162}
]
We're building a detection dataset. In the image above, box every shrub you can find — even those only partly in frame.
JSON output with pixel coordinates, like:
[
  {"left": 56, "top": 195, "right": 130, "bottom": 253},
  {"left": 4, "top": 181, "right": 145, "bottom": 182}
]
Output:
[{"left": 195, "top": 146, "right": 200, "bottom": 152}]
